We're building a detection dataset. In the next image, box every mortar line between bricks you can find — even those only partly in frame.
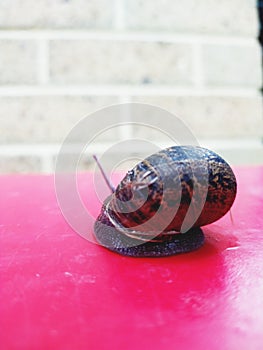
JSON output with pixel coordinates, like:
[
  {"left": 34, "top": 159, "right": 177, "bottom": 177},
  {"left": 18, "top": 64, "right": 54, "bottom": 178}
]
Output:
[
  {"left": 0, "top": 30, "right": 258, "bottom": 46},
  {"left": 118, "top": 96, "right": 133, "bottom": 140},
  {"left": 1, "top": 139, "right": 263, "bottom": 157},
  {"left": 114, "top": 0, "right": 126, "bottom": 30},
  {"left": 37, "top": 40, "right": 50, "bottom": 84},
  {"left": 193, "top": 43, "right": 205, "bottom": 89},
  {"left": 0, "top": 86, "right": 260, "bottom": 97}
]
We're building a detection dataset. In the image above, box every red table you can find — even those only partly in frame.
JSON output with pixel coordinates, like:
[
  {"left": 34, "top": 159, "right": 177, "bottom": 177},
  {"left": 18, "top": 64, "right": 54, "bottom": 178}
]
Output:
[{"left": 1, "top": 167, "right": 263, "bottom": 350}]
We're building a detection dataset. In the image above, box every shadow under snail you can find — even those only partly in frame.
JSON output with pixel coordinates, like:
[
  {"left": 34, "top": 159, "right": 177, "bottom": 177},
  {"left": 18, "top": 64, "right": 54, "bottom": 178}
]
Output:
[{"left": 94, "top": 145, "right": 237, "bottom": 257}]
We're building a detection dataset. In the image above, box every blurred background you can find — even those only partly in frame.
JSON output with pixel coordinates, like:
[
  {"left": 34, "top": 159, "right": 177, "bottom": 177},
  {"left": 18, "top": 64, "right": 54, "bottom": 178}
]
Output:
[{"left": 0, "top": 0, "right": 262, "bottom": 173}]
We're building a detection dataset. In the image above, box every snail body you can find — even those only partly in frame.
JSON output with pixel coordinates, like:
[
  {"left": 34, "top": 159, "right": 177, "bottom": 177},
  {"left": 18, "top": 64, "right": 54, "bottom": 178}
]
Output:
[{"left": 94, "top": 146, "right": 237, "bottom": 257}]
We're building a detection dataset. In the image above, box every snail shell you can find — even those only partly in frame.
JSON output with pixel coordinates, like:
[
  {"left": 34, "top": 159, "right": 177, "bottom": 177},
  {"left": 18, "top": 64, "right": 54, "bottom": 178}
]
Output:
[{"left": 94, "top": 145, "right": 237, "bottom": 257}]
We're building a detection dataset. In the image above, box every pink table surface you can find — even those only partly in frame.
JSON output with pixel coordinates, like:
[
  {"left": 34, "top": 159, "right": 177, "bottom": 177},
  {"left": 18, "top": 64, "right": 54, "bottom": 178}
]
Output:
[{"left": 0, "top": 167, "right": 263, "bottom": 350}]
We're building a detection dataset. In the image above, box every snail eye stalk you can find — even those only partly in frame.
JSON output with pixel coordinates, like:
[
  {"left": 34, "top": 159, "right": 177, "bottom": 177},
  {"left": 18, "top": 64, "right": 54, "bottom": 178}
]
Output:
[{"left": 93, "top": 155, "right": 115, "bottom": 194}]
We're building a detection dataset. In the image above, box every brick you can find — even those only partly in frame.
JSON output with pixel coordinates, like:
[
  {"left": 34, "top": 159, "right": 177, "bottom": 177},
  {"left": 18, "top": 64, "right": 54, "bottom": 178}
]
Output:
[
  {"left": 49, "top": 40, "right": 194, "bottom": 85},
  {"left": 0, "top": 0, "right": 113, "bottom": 29},
  {"left": 130, "top": 96, "right": 263, "bottom": 140},
  {"left": 202, "top": 44, "right": 262, "bottom": 88},
  {"left": 0, "top": 96, "right": 119, "bottom": 143},
  {"left": 0, "top": 156, "right": 42, "bottom": 173},
  {"left": 0, "top": 40, "right": 38, "bottom": 84},
  {"left": 125, "top": 0, "right": 259, "bottom": 37}
]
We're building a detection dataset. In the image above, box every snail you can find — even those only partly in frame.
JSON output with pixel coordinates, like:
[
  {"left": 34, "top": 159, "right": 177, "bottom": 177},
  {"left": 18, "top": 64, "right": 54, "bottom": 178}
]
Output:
[{"left": 93, "top": 146, "right": 237, "bottom": 257}]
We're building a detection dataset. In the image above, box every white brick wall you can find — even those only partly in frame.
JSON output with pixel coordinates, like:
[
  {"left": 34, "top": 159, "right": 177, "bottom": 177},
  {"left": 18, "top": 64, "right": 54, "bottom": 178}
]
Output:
[
  {"left": 202, "top": 43, "right": 261, "bottom": 87},
  {"left": 125, "top": 0, "right": 258, "bottom": 36},
  {"left": 0, "top": 0, "right": 114, "bottom": 29},
  {"left": 0, "top": 96, "right": 118, "bottom": 143},
  {"left": 49, "top": 40, "right": 194, "bottom": 85},
  {"left": 0, "top": 0, "right": 262, "bottom": 173},
  {"left": 0, "top": 40, "right": 38, "bottom": 84},
  {"left": 131, "top": 96, "right": 263, "bottom": 139}
]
